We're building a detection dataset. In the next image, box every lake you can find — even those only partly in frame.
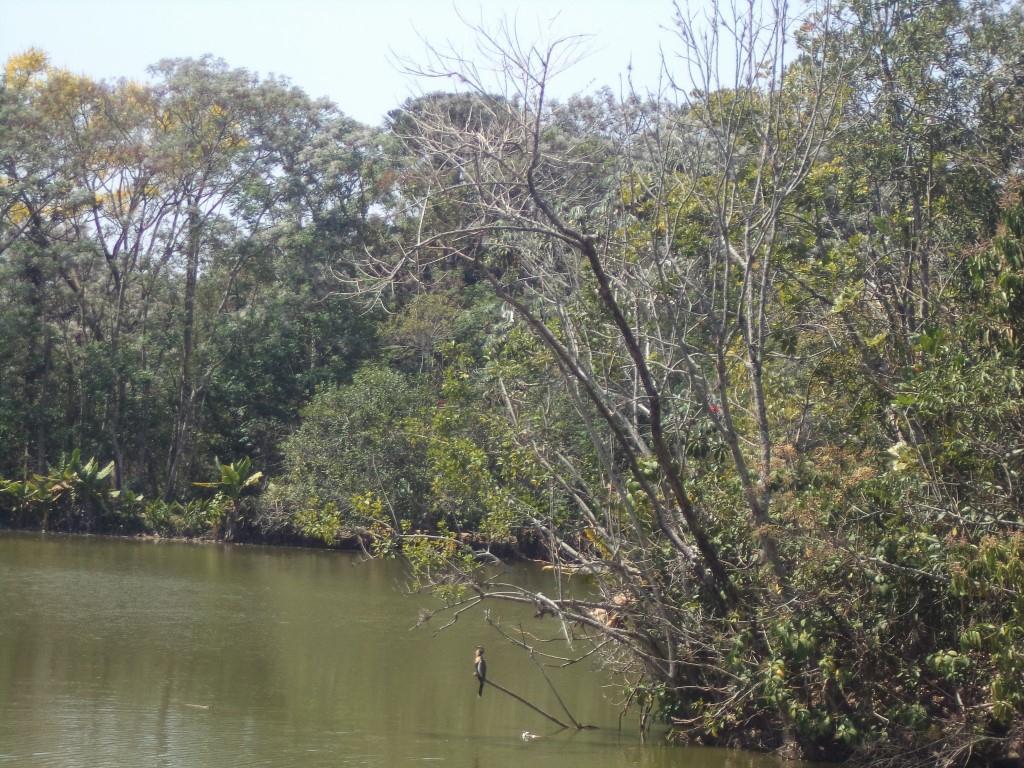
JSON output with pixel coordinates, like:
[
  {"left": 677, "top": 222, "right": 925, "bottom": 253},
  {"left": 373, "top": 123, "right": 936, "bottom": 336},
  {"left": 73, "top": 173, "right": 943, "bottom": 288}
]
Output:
[{"left": 0, "top": 532, "right": 800, "bottom": 768}]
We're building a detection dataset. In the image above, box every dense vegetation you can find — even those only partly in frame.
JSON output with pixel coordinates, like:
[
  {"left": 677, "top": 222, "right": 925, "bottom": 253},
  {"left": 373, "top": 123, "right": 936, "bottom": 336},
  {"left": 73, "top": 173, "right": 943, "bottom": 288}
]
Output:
[{"left": 2, "top": 0, "right": 1023, "bottom": 763}]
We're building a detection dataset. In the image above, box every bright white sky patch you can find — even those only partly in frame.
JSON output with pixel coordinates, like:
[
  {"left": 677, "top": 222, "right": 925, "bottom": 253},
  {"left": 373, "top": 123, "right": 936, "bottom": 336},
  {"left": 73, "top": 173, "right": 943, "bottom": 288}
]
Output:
[{"left": 0, "top": 0, "right": 679, "bottom": 125}]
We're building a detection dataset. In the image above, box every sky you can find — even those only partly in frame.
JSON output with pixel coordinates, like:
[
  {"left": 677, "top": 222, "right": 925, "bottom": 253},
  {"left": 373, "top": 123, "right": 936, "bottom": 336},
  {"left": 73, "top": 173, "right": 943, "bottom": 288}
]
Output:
[{"left": 0, "top": 0, "right": 680, "bottom": 126}]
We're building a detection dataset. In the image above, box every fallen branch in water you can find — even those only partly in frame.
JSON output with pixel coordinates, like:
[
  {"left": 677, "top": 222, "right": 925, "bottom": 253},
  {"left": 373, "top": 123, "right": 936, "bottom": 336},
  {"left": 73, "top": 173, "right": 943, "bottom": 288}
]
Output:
[
  {"left": 486, "top": 617, "right": 599, "bottom": 730},
  {"left": 528, "top": 647, "right": 596, "bottom": 730},
  {"left": 481, "top": 677, "right": 569, "bottom": 729}
]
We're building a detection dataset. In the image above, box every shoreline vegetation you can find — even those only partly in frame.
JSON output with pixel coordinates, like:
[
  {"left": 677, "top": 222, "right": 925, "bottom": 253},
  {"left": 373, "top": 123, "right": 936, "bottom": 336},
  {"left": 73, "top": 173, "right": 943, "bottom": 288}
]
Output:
[
  {"left": 0, "top": 509, "right": 542, "bottom": 561},
  {"left": 3, "top": 0, "right": 1024, "bottom": 764}
]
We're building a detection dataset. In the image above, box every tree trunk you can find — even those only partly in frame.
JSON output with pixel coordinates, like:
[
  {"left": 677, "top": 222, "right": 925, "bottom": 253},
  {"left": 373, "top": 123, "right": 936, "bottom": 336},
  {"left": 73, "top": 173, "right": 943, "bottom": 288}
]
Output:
[{"left": 165, "top": 204, "right": 201, "bottom": 498}]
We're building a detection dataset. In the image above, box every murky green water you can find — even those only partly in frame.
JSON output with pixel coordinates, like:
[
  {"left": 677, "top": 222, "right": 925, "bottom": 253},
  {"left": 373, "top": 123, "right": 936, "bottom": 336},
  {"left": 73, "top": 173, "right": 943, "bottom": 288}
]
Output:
[{"left": 0, "top": 532, "right": 796, "bottom": 768}]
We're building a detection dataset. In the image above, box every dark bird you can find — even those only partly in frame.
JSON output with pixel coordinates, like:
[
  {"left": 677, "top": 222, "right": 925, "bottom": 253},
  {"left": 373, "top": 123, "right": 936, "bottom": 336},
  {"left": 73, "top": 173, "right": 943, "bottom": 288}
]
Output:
[{"left": 474, "top": 646, "right": 487, "bottom": 697}]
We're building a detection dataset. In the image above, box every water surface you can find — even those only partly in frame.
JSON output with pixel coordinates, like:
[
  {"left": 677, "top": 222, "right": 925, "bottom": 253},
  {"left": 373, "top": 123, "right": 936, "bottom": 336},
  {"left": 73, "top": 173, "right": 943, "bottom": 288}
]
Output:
[{"left": 0, "top": 532, "right": 796, "bottom": 768}]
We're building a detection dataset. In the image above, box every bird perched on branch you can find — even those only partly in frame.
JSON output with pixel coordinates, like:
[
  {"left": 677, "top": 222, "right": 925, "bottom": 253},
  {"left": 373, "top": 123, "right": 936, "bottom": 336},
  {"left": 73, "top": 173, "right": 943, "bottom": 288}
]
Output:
[{"left": 474, "top": 646, "right": 487, "bottom": 697}]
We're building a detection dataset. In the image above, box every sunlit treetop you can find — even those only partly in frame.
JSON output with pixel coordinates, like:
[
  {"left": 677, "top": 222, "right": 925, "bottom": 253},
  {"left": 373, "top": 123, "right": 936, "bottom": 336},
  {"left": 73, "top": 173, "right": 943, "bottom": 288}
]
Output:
[{"left": 3, "top": 48, "right": 49, "bottom": 89}]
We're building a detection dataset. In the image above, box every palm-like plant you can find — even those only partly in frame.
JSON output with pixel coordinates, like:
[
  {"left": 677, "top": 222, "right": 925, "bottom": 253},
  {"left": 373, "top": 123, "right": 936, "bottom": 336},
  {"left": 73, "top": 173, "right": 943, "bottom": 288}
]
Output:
[
  {"left": 44, "top": 450, "right": 116, "bottom": 530},
  {"left": 193, "top": 457, "right": 263, "bottom": 541},
  {"left": 0, "top": 478, "right": 45, "bottom": 527}
]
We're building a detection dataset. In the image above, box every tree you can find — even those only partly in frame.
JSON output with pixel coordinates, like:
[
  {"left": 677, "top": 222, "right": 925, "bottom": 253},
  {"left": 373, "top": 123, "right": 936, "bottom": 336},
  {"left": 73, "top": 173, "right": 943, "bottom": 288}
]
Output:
[
  {"left": 1, "top": 52, "right": 386, "bottom": 497},
  {"left": 376, "top": 5, "right": 838, "bottom": 590},
  {"left": 275, "top": 365, "right": 432, "bottom": 537},
  {"left": 355, "top": 3, "right": 1023, "bottom": 762},
  {"left": 355, "top": 0, "right": 816, "bottom": 732}
]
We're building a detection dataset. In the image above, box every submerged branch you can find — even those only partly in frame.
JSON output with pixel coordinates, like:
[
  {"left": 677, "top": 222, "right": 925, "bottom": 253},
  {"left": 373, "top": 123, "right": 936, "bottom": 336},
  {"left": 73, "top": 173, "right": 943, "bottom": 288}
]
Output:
[{"left": 481, "top": 677, "right": 570, "bottom": 730}]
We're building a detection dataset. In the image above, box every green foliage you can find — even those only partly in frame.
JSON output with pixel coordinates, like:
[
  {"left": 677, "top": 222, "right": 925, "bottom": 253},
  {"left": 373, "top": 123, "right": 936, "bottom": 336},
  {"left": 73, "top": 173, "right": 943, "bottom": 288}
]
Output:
[
  {"left": 291, "top": 498, "right": 345, "bottom": 545},
  {"left": 138, "top": 498, "right": 223, "bottom": 538},
  {"left": 276, "top": 365, "right": 432, "bottom": 533},
  {"left": 28, "top": 450, "right": 117, "bottom": 530},
  {"left": 0, "top": 450, "right": 265, "bottom": 540},
  {"left": 0, "top": 51, "right": 386, "bottom": 494},
  {"left": 192, "top": 456, "right": 263, "bottom": 500},
  {"left": 191, "top": 457, "right": 263, "bottom": 541},
  {"left": 3, "top": 4, "right": 1024, "bottom": 763}
]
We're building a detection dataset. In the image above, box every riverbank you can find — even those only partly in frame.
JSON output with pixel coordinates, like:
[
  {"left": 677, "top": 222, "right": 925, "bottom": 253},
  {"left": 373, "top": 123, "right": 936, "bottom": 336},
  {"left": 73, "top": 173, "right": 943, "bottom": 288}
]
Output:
[{"left": 0, "top": 519, "right": 548, "bottom": 561}]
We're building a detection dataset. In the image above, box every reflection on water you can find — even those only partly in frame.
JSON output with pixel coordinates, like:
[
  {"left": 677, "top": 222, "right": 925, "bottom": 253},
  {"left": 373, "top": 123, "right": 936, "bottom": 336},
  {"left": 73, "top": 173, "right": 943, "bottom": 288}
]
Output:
[{"left": 0, "top": 532, "right": 798, "bottom": 768}]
